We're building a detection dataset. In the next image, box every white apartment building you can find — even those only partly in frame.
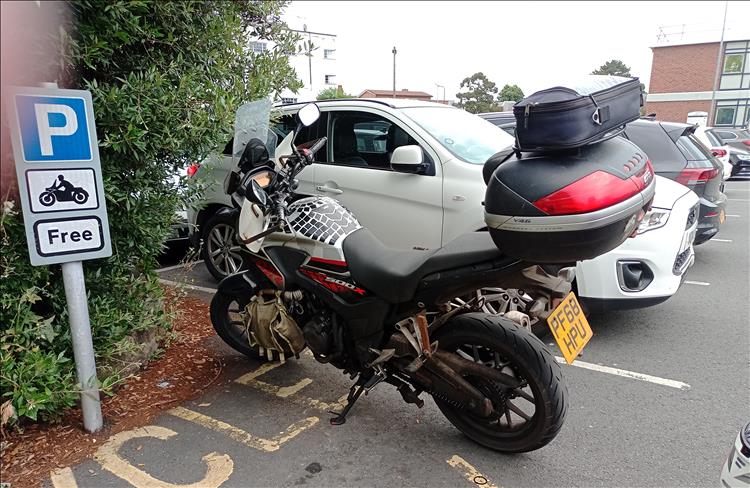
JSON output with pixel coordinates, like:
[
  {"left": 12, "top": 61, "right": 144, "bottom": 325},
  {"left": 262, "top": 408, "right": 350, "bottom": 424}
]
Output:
[{"left": 248, "top": 26, "right": 338, "bottom": 104}]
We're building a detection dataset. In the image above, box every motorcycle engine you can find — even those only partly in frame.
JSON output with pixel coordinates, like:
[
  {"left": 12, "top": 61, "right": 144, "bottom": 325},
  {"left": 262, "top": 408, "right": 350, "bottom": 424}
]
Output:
[{"left": 302, "top": 311, "right": 338, "bottom": 363}]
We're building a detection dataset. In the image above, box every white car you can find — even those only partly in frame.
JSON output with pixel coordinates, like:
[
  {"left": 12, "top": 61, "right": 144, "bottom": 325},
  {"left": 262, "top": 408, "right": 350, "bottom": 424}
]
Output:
[
  {"left": 694, "top": 126, "right": 733, "bottom": 181},
  {"left": 722, "top": 422, "right": 750, "bottom": 487},
  {"left": 190, "top": 99, "right": 697, "bottom": 314},
  {"left": 576, "top": 174, "right": 698, "bottom": 312}
]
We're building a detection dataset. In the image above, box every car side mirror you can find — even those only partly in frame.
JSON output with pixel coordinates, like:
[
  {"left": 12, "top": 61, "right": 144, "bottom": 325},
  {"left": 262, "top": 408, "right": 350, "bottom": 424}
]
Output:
[{"left": 390, "top": 145, "right": 424, "bottom": 174}]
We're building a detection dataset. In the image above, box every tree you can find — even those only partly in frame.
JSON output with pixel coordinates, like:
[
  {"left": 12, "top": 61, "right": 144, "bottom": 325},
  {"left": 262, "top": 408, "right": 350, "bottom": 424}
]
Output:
[
  {"left": 1, "top": 0, "right": 303, "bottom": 423},
  {"left": 455, "top": 72, "right": 500, "bottom": 113},
  {"left": 498, "top": 84, "right": 524, "bottom": 102},
  {"left": 591, "top": 59, "right": 632, "bottom": 77},
  {"left": 317, "top": 85, "right": 352, "bottom": 100}
]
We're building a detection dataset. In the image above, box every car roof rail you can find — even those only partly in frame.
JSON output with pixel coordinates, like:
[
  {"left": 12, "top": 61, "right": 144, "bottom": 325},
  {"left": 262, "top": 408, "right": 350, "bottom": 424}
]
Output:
[{"left": 275, "top": 98, "right": 397, "bottom": 109}]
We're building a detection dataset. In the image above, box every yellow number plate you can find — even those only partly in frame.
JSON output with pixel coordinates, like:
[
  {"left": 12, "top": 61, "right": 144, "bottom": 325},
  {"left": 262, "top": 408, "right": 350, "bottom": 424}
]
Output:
[{"left": 547, "top": 292, "right": 593, "bottom": 364}]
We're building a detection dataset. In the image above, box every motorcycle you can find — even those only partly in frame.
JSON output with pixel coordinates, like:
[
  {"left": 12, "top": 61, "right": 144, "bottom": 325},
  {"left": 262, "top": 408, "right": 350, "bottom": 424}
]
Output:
[
  {"left": 39, "top": 182, "right": 89, "bottom": 207},
  {"left": 210, "top": 103, "right": 570, "bottom": 453}
]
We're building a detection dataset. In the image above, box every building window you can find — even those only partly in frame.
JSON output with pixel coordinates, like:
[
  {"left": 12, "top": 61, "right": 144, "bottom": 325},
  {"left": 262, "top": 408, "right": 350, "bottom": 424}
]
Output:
[
  {"left": 325, "top": 75, "right": 336, "bottom": 85},
  {"left": 250, "top": 41, "right": 267, "bottom": 53},
  {"left": 720, "top": 41, "right": 750, "bottom": 90},
  {"left": 715, "top": 106, "right": 735, "bottom": 126},
  {"left": 324, "top": 49, "right": 336, "bottom": 59},
  {"left": 724, "top": 54, "right": 744, "bottom": 74},
  {"left": 714, "top": 98, "right": 750, "bottom": 127},
  {"left": 281, "top": 97, "right": 298, "bottom": 105}
]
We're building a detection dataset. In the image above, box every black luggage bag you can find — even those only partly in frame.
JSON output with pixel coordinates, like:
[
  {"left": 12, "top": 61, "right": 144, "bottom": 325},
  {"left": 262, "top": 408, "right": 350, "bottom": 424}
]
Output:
[{"left": 513, "top": 76, "right": 643, "bottom": 152}]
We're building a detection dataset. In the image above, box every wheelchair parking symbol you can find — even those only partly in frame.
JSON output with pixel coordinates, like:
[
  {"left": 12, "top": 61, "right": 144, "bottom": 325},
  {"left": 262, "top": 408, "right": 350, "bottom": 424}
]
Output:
[{"left": 14, "top": 95, "right": 92, "bottom": 162}]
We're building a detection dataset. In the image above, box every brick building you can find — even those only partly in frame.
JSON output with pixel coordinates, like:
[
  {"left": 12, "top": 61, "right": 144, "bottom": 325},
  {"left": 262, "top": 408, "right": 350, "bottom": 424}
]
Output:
[
  {"left": 358, "top": 89, "right": 433, "bottom": 101},
  {"left": 645, "top": 39, "right": 750, "bottom": 128}
]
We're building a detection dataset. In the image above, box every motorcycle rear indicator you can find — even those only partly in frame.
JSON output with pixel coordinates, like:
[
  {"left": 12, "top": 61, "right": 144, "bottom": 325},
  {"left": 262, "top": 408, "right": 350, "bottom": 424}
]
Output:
[{"left": 484, "top": 137, "right": 655, "bottom": 263}]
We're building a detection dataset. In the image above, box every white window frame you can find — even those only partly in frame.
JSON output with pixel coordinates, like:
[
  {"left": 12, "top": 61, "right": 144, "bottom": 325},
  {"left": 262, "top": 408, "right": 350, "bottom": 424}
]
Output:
[
  {"left": 324, "top": 49, "right": 336, "bottom": 59},
  {"left": 325, "top": 75, "right": 336, "bottom": 85},
  {"left": 250, "top": 41, "right": 267, "bottom": 54}
]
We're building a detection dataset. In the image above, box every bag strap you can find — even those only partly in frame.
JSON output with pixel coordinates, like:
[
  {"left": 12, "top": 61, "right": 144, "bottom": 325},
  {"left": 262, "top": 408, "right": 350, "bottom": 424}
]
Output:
[{"left": 589, "top": 94, "right": 610, "bottom": 126}]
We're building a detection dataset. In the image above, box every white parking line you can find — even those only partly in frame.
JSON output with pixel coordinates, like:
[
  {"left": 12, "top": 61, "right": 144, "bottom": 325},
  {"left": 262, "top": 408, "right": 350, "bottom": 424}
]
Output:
[
  {"left": 156, "top": 261, "right": 195, "bottom": 273},
  {"left": 158, "top": 278, "right": 217, "bottom": 294},
  {"left": 710, "top": 238, "right": 733, "bottom": 243},
  {"left": 556, "top": 357, "right": 691, "bottom": 390},
  {"left": 727, "top": 214, "right": 741, "bottom": 218},
  {"left": 684, "top": 280, "right": 711, "bottom": 286},
  {"left": 728, "top": 198, "right": 750, "bottom": 201}
]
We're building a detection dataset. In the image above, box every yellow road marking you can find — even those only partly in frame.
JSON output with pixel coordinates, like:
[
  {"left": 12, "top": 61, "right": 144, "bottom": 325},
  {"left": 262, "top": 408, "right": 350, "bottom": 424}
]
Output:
[
  {"left": 50, "top": 467, "right": 79, "bottom": 488},
  {"left": 234, "top": 362, "right": 348, "bottom": 412},
  {"left": 169, "top": 406, "right": 318, "bottom": 452},
  {"left": 94, "top": 425, "right": 233, "bottom": 488},
  {"left": 447, "top": 455, "right": 501, "bottom": 488},
  {"left": 276, "top": 377, "right": 314, "bottom": 398},
  {"left": 236, "top": 361, "right": 284, "bottom": 382}
]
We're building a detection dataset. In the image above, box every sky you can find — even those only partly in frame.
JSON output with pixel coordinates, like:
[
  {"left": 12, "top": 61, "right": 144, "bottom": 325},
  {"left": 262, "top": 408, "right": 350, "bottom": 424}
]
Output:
[{"left": 283, "top": 1, "right": 750, "bottom": 100}]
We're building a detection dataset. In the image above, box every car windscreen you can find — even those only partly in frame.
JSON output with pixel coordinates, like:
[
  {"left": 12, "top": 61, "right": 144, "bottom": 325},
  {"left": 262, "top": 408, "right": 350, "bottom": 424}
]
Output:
[{"left": 401, "top": 107, "right": 514, "bottom": 165}]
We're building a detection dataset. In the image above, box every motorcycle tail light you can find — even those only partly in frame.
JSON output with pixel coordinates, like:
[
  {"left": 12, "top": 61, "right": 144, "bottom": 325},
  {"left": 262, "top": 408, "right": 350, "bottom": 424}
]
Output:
[
  {"left": 533, "top": 170, "right": 643, "bottom": 216},
  {"left": 711, "top": 148, "right": 727, "bottom": 158},
  {"left": 187, "top": 163, "right": 200, "bottom": 177}
]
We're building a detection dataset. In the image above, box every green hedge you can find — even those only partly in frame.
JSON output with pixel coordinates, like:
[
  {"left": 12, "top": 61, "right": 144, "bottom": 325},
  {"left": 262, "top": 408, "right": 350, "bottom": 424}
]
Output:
[{"left": 0, "top": 0, "right": 302, "bottom": 424}]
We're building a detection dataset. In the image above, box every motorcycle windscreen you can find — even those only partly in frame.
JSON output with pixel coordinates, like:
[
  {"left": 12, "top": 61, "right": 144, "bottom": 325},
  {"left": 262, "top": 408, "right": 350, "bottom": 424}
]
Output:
[
  {"left": 275, "top": 131, "right": 294, "bottom": 171},
  {"left": 233, "top": 99, "right": 273, "bottom": 167},
  {"left": 238, "top": 198, "right": 269, "bottom": 253}
]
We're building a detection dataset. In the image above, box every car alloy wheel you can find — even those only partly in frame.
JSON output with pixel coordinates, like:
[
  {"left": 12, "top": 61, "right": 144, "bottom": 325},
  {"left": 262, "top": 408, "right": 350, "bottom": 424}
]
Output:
[{"left": 206, "top": 223, "right": 244, "bottom": 277}]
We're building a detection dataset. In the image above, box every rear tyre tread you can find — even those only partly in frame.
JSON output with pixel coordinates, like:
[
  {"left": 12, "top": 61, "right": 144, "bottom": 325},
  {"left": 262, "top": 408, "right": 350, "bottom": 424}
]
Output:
[{"left": 433, "top": 312, "right": 568, "bottom": 453}]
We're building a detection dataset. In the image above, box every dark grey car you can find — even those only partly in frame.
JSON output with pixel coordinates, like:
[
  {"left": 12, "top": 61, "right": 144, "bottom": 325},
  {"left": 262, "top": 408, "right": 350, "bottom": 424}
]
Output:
[
  {"left": 708, "top": 127, "right": 750, "bottom": 151},
  {"left": 479, "top": 113, "right": 727, "bottom": 245},
  {"left": 623, "top": 120, "right": 727, "bottom": 244}
]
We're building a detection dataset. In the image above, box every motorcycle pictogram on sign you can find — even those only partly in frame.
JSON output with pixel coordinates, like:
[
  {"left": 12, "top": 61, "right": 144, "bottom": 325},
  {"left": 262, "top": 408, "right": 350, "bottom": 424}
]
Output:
[
  {"left": 26, "top": 168, "right": 99, "bottom": 213},
  {"left": 38, "top": 175, "right": 90, "bottom": 207}
]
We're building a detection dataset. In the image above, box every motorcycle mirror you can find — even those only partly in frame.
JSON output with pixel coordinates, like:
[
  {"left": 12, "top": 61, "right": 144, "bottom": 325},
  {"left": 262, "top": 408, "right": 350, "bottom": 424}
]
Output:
[
  {"left": 248, "top": 180, "right": 268, "bottom": 208},
  {"left": 297, "top": 103, "right": 320, "bottom": 127}
]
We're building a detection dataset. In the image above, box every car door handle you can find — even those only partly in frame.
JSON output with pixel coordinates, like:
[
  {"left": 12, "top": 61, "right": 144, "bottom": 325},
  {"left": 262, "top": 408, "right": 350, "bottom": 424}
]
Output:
[{"left": 316, "top": 185, "right": 343, "bottom": 195}]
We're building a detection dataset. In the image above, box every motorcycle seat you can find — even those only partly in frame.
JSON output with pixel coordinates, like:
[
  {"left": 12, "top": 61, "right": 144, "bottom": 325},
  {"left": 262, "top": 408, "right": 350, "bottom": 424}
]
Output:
[{"left": 342, "top": 228, "right": 503, "bottom": 304}]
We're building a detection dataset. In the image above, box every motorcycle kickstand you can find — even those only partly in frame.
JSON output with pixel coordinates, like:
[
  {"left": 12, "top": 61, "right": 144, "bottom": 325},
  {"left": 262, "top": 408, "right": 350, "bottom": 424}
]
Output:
[{"left": 328, "top": 373, "right": 373, "bottom": 426}]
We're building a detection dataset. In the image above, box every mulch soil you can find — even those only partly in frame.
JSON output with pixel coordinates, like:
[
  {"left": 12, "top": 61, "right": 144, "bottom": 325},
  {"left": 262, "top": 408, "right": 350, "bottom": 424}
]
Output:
[{"left": 0, "top": 289, "right": 229, "bottom": 488}]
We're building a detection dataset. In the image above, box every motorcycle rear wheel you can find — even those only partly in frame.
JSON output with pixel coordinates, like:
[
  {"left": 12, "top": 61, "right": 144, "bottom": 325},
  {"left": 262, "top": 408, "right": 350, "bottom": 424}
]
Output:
[
  {"left": 39, "top": 192, "right": 56, "bottom": 206},
  {"left": 432, "top": 312, "right": 567, "bottom": 453}
]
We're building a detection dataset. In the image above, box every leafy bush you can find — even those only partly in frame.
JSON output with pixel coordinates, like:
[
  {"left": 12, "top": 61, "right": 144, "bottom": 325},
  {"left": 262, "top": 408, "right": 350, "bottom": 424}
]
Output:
[{"left": 1, "top": 0, "right": 302, "bottom": 424}]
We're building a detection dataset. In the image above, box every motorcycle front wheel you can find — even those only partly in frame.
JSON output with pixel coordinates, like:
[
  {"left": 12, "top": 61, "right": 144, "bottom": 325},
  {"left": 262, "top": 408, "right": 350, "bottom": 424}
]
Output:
[
  {"left": 209, "top": 290, "right": 265, "bottom": 360},
  {"left": 432, "top": 312, "right": 567, "bottom": 453},
  {"left": 73, "top": 189, "right": 89, "bottom": 204},
  {"left": 39, "top": 192, "right": 56, "bottom": 206}
]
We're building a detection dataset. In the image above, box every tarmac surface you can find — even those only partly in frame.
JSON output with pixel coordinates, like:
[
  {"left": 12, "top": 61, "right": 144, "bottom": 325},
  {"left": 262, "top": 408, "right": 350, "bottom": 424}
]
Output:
[{"left": 47, "top": 179, "right": 749, "bottom": 488}]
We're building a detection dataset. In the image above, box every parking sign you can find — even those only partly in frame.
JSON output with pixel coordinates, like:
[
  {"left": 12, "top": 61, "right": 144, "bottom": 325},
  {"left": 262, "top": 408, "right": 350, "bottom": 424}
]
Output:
[{"left": 6, "top": 86, "right": 111, "bottom": 265}]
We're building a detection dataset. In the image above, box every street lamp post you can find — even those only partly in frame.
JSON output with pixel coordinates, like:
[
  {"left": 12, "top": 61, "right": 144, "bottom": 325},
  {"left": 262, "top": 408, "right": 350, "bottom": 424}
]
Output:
[
  {"left": 392, "top": 46, "right": 397, "bottom": 97},
  {"left": 435, "top": 83, "right": 445, "bottom": 103}
]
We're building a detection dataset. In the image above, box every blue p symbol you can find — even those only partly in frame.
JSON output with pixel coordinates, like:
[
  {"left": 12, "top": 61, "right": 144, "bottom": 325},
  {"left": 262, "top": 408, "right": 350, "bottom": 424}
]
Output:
[{"left": 15, "top": 95, "right": 92, "bottom": 162}]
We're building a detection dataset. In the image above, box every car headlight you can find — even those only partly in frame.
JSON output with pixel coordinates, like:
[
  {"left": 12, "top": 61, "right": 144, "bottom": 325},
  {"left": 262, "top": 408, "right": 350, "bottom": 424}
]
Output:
[
  {"left": 735, "top": 152, "right": 750, "bottom": 161},
  {"left": 636, "top": 208, "right": 670, "bottom": 235}
]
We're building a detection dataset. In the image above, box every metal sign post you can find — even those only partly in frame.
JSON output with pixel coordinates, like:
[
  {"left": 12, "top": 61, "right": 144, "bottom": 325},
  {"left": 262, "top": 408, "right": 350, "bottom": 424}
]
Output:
[{"left": 5, "top": 83, "right": 111, "bottom": 432}]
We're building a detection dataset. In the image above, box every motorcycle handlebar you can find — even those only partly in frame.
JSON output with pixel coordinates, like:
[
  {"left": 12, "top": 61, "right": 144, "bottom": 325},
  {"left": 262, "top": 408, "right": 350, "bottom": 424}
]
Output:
[{"left": 307, "top": 137, "right": 327, "bottom": 157}]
